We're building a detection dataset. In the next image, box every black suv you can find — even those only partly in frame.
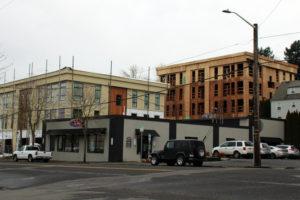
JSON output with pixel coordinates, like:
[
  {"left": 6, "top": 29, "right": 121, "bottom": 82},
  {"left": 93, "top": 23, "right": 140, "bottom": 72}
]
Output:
[{"left": 150, "top": 139, "right": 206, "bottom": 166}]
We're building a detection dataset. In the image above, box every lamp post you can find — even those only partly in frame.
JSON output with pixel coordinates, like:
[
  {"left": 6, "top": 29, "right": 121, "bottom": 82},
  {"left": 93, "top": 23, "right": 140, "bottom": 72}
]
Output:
[{"left": 222, "top": 9, "right": 261, "bottom": 167}]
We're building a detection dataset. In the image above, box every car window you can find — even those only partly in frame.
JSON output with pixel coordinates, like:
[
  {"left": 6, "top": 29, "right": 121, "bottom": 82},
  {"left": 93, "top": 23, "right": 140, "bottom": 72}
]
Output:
[
  {"left": 166, "top": 141, "right": 175, "bottom": 149},
  {"left": 237, "top": 142, "right": 242, "bottom": 147},
  {"left": 262, "top": 143, "right": 269, "bottom": 148},
  {"left": 244, "top": 142, "right": 253, "bottom": 147},
  {"left": 227, "top": 142, "right": 236, "bottom": 147},
  {"left": 175, "top": 141, "right": 188, "bottom": 149},
  {"left": 26, "top": 146, "right": 39, "bottom": 151},
  {"left": 220, "top": 142, "right": 229, "bottom": 147},
  {"left": 277, "top": 145, "right": 287, "bottom": 149}
]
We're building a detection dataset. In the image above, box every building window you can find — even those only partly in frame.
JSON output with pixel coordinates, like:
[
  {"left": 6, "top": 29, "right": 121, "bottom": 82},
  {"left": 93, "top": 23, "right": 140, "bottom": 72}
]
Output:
[
  {"left": 116, "top": 95, "right": 122, "bottom": 106},
  {"left": 198, "top": 103, "right": 204, "bottom": 115},
  {"left": 223, "top": 101, "right": 227, "bottom": 113},
  {"left": 290, "top": 73, "right": 292, "bottom": 81},
  {"left": 238, "top": 99, "right": 244, "bottom": 112},
  {"left": 214, "top": 84, "right": 218, "bottom": 96},
  {"left": 179, "top": 88, "right": 183, "bottom": 100},
  {"left": 160, "top": 75, "right": 165, "bottom": 83},
  {"left": 192, "top": 71, "right": 196, "bottom": 83},
  {"left": 283, "top": 72, "right": 286, "bottom": 81},
  {"left": 95, "top": 85, "right": 101, "bottom": 104},
  {"left": 44, "top": 110, "right": 50, "bottom": 120},
  {"left": 60, "top": 82, "right": 66, "bottom": 101},
  {"left": 179, "top": 104, "right": 183, "bottom": 116},
  {"left": 46, "top": 85, "right": 51, "bottom": 102},
  {"left": 223, "top": 83, "right": 230, "bottom": 96},
  {"left": 51, "top": 83, "right": 59, "bottom": 102},
  {"left": 166, "top": 105, "right": 169, "bottom": 116},
  {"left": 249, "top": 99, "right": 253, "bottom": 113},
  {"left": 50, "top": 109, "right": 56, "bottom": 119},
  {"left": 2, "top": 93, "right": 10, "bottom": 109},
  {"left": 214, "top": 67, "right": 218, "bottom": 80},
  {"left": 192, "top": 103, "right": 195, "bottom": 115},
  {"left": 88, "top": 133, "right": 105, "bottom": 153},
  {"left": 132, "top": 90, "right": 137, "bottom": 108},
  {"left": 155, "top": 93, "right": 160, "bottom": 110},
  {"left": 65, "top": 135, "right": 79, "bottom": 152},
  {"left": 237, "top": 81, "right": 243, "bottom": 94},
  {"left": 73, "top": 82, "right": 83, "bottom": 101},
  {"left": 198, "top": 86, "right": 204, "bottom": 99},
  {"left": 57, "top": 136, "right": 65, "bottom": 152},
  {"left": 172, "top": 105, "right": 176, "bottom": 116},
  {"left": 180, "top": 72, "right": 183, "bottom": 84},
  {"left": 231, "top": 100, "right": 235, "bottom": 113},
  {"left": 144, "top": 92, "right": 149, "bottom": 109},
  {"left": 249, "top": 63, "right": 253, "bottom": 76},
  {"left": 38, "top": 87, "right": 42, "bottom": 103},
  {"left": 231, "top": 64, "right": 235, "bottom": 77},
  {"left": 231, "top": 82, "right": 235, "bottom": 95},
  {"left": 214, "top": 102, "right": 218, "bottom": 112},
  {"left": 73, "top": 109, "right": 82, "bottom": 118},
  {"left": 170, "top": 74, "right": 176, "bottom": 86},
  {"left": 270, "top": 92, "right": 272, "bottom": 99},
  {"left": 237, "top": 63, "right": 243, "bottom": 76},
  {"left": 198, "top": 69, "right": 204, "bottom": 82},
  {"left": 277, "top": 107, "right": 281, "bottom": 110},
  {"left": 276, "top": 70, "right": 279, "bottom": 82},
  {"left": 58, "top": 108, "right": 65, "bottom": 119},
  {"left": 50, "top": 136, "right": 55, "bottom": 151},
  {"left": 223, "top": 65, "right": 230, "bottom": 79},
  {"left": 192, "top": 87, "right": 195, "bottom": 99},
  {"left": 249, "top": 82, "right": 253, "bottom": 94}
]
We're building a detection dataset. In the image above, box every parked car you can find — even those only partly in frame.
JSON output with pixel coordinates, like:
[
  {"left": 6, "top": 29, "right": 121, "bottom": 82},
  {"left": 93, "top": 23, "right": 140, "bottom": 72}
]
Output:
[
  {"left": 212, "top": 140, "right": 253, "bottom": 158},
  {"left": 269, "top": 146, "right": 288, "bottom": 159},
  {"left": 150, "top": 139, "right": 206, "bottom": 166},
  {"left": 13, "top": 145, "right": 52, "bottom": 162},
  {"left": 276, "top": 145, "right": 300, "bottom": 159},
  {"left": 260, "top": 143, "right": 271, "bottom": 158}
]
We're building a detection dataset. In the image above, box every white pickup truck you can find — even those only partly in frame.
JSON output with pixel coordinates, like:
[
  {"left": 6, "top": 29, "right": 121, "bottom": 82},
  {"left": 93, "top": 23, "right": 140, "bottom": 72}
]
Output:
[{"left": 13, "top": 145, "right": 52, "bottom": 162}]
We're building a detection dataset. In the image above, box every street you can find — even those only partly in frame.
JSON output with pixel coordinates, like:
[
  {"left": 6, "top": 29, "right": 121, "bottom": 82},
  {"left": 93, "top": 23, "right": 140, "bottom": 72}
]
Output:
[{"left": 0, "top": 159, "right": 299, "bottom": 200}]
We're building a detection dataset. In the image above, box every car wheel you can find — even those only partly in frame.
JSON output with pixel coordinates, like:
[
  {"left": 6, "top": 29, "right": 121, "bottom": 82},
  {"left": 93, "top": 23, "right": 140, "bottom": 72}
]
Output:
[
  {"left": 213, "top": 151, "right": 219, "bottom": 157},
  {"left": 28, "top": 155, "right": 33, "bottom": 162},
  {"left": 233, "top": 151, "right": 240, "bottom": 159},
  {"left": 150, "top": 155, "right": 159, "bottom": 166},
  {"left": 13, "top": 155, "right": 18, "bottom": 162},
  {"left": 176, "top": 155, "right": 185, "bottom": 166},
  {"left": 270, "top": 153, "right": 276, "bottom": 159}
]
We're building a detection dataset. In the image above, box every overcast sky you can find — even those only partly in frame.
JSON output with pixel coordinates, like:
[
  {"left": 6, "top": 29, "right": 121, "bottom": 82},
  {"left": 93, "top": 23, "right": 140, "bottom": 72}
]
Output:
[{"left": 0, "top": 0, "right": 299, "bottom": 82}]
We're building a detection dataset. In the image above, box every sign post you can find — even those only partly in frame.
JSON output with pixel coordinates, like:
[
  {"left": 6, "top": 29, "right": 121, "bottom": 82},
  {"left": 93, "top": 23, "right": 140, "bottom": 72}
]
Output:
[{"left": 148, "top": 134, "right": 151, "bottom": 158}]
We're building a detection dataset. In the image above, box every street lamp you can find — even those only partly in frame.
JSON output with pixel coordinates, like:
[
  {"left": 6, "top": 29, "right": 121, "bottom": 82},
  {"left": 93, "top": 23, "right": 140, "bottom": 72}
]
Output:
[{"left": 222, "top": 9, "right": 261, "bottom": 167}]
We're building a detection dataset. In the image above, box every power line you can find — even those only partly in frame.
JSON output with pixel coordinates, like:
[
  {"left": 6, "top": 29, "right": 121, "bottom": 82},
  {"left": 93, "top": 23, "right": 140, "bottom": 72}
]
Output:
[{"left": 260, "top": 0, "right": 282, "bottom": 27}]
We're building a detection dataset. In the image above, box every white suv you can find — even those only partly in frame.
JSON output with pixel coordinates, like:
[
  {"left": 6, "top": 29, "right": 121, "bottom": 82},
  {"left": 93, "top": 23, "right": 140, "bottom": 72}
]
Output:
[{"left": 212, "top": 141, "right": 253, "bottom": 158}]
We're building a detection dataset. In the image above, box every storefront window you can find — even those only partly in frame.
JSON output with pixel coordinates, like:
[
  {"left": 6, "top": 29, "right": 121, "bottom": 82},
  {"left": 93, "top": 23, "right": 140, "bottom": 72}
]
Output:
[
  {"left": 88, "top": 133, "right": 105, "bottom": 153},
  {"left": 57, "top": 135, "right": 79, "bottom": 152}
]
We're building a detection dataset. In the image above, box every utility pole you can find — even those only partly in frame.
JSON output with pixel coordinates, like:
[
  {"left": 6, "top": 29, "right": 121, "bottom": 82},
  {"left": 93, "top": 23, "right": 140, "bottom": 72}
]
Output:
[
  {"left": 222, "top": 9, "right": 261, "bottom": 167},
  {"left": 147, "top": 67, "right": 150, "bottom": 117},
  {"left": 253, "top": 24, "right": 261, "bottom": 167}
]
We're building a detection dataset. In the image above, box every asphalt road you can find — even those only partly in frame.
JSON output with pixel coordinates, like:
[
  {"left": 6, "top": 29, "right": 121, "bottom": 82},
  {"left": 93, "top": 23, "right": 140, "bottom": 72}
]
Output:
[{"left": 0, "top": 159, "right": 299, "bottom": 200}]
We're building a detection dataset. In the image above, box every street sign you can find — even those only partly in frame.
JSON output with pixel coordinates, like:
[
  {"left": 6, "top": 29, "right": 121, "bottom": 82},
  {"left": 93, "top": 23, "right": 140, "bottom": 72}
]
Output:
[{"left": 139, "top": 125, "right": 144, "bottom": 133}]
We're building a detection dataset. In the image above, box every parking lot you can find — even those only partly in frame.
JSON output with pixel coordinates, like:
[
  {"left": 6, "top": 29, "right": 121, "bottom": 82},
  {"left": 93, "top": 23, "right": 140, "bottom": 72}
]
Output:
[{"left": 0, "top": 158, "right": 300, "bottom": 200}]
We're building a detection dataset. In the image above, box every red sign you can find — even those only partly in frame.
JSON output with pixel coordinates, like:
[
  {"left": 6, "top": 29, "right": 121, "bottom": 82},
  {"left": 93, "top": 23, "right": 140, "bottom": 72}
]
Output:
[{"left": 70, "top": 119, "right": 83, "bottom": 128}]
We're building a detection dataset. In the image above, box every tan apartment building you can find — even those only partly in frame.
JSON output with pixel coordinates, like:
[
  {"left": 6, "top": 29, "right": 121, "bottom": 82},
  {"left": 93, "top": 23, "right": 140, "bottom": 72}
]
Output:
[
  {"left": 0, "top": 67, "right": 167, "bottom": 154},
  {"left": 156, "top": 52, "right": 298, "bottom": 120}
]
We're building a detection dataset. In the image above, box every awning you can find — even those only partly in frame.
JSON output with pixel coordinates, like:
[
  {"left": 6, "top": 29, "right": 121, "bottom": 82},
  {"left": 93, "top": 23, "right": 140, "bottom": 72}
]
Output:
[
  {"left": 260, "top": 137, "right": 283, "bottom": 145},
  {"left": 47, "top": 128, "right": 106, "bottom": 136},
  {"left": 135, "top": 129, "right": 160, "bottom": 137}
]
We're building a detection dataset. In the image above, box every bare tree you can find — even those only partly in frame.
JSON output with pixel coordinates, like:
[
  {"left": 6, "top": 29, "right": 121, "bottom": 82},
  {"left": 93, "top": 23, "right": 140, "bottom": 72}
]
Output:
[
  {"left": 121, "top": 65, "right": 149, "bottom": 80},
  {"left": 70, "top": 84, "right": 103, "bottom": 163}
]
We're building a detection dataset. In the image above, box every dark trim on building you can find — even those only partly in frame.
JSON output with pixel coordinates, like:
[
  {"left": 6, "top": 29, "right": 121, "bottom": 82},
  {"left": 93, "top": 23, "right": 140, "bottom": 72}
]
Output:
[
  {"left": 213, "top": 124, "right": 219, "bottom": 147},
  {"left": 47, "top": 128, "right": 106, "bottom": 135},
  {"left": 169, "top": 121, "right": 176, "bottom": 139},
  {"left": 109, "top": 117, "right": 124, "bottom": 162}
]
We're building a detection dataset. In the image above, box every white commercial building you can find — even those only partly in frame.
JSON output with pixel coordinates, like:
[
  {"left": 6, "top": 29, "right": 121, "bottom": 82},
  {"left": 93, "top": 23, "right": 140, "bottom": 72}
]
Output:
[{"left": 271, "top": 80, "right": 300, "bottom": 119}]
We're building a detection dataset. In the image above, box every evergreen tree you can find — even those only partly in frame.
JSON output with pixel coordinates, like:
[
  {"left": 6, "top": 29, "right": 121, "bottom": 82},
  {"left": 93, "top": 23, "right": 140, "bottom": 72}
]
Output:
[
  {"left": 259, "top": 99, "right": 270, "bottom": 118},
  {"left": 258, "top": 46, "right": 275, "bottom": 58},
  {"left": 284, "top": 40, "right": 300, "bottom": 79}
]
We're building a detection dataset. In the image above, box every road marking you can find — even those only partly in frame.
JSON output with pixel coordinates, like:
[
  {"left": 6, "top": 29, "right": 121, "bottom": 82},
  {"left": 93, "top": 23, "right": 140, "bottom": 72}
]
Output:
[{"left": 0, "top": 162, "right": 173, "bottom": 172}]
